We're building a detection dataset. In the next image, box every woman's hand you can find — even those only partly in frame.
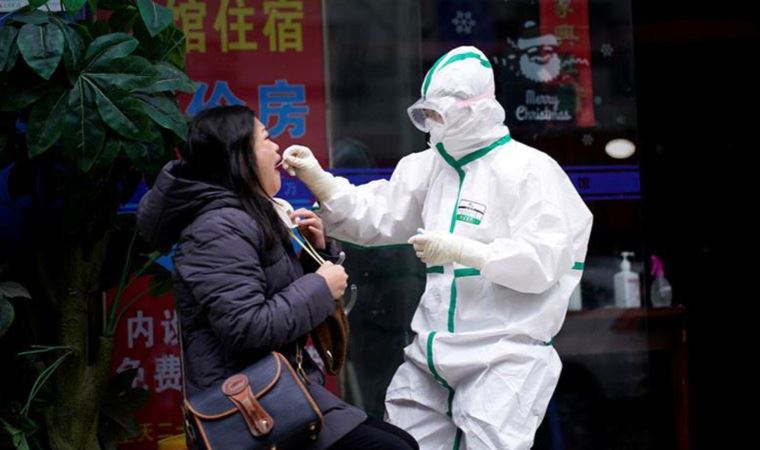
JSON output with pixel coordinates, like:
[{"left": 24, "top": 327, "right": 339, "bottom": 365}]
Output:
[
  {"left": 315, "top": 261, "right": 348, "bottom": 300},
  {"left": 290, "top": 208, "right": 326, "bottom": 249}
]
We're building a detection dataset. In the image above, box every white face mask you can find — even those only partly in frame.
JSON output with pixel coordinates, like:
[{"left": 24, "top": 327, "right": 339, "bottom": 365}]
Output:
[{"left": 428, "top": 120, "right": 446, "bottom": 145}]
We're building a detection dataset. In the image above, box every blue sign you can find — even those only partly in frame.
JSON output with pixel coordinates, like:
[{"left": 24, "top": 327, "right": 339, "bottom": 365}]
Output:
[{"left": 258, "top": 79, "right": 309, "bottom": 139}]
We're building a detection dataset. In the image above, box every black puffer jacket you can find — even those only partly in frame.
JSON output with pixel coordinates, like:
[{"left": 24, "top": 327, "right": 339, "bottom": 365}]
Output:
[{"left": 137, "top": 160, "right": 366, "bottom": 449}]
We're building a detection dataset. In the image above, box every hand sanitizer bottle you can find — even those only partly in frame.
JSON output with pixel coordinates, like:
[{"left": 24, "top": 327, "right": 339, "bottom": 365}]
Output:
[
  {"left": 614, "top": 252, "right": 640, "bottom": 308},
  {"left": 650, "top": 255, "right": 673, "bottom": 307}
]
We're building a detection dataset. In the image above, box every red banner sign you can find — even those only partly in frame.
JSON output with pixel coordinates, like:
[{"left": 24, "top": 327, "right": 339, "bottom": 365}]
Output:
[
  {"left": 167, "top": 0, "right": 329, "bottom": 163},
  {"left": 539, "top": 0, "right": 595, "bottom": 127},
  {"left": 106, "top": 276, "right": 184, "bottom": 447}
]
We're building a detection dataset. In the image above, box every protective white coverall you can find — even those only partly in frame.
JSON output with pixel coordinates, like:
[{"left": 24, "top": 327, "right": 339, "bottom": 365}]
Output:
[{"left": 283, "top": 46, "right": 593, "bottom": 450}]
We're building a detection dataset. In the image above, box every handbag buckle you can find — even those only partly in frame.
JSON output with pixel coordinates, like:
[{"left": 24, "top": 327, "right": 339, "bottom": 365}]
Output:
[{"left": 222, "top": 374, "right": 275, "bottom": 437}]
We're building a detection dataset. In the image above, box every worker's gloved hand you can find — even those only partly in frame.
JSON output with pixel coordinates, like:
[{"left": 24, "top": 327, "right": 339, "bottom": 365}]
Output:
[
  {"left": 282, "top": 145, "right": 339, "bottom": 201},
  {"left": 408, "top": 229, "right": 490, "bottom": 269}
]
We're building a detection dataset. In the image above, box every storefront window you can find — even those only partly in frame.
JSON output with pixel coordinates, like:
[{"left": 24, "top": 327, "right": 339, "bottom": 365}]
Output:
[{"left": 31, "top": 1, "right": 694, "bottom": 447}]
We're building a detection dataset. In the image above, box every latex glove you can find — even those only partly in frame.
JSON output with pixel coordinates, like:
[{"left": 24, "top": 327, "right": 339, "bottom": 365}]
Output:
[
  {"left": 408, "top": 229, "right": 490, "bottom": 269},
  {"left": 281, "top": 145, "right": 339, "bottom": 201}
]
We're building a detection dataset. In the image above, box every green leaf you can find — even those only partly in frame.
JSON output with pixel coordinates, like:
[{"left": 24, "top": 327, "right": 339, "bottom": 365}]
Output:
[
  {"left": 122, "top": 125, "right": 163, "bottom": 174},
  {"left": 26, "top": 88, "right": 68, "bottom": 157},
  {"left": 121, "top": 139, "right": 147, "bottom": 163},
  {"left": 18, "top": 345, "right": 72, "bottom": 357},
  {"left": 4, "top": 36, "right": 21, "bottom": 72},
  {"left": 21, "top": 348, "right": 72, "bottom": 416},
  {"left": 136, "top": 0, "right": 173, "bottom": 38},
  {"left": 136, "top": 94, "right": 187, "bottom": 139},
  {"left": 87, "top": 56, "right": 158, "bottom": 92},
  {"left": 62, "top": 80, "right": 106, "bottom": 172},
  {"left": 11, "top": 10, "right": 50, "bottom": 25},
  {"left": 0, "top": 27, "right": 19, "bottom": 71},
  {"left": 51, "top": 18, "right": 85, "bottom": 78},
  {"left": 0, "top": 418, "right": 30, "bottom": 450},
  {"left": 13, "top": 415, "right": 40, "bottom": 439},
  {"left": 143, "top": 122, "right": 163, "bottom": 145},
  {"left": 84, "top": 32, "right": 138, "bottom": 68},
  {"left": 17, "top": 23, "right": 65, "bottom": 80},
  {"left": 83, "top": 78, "right": 143, "bottom": 140},
  {"left": 121, "top": 139, "right": 145, "bottom": 162},
  {"left": 108, "top": 7, "right": 139, "bottom": 33},
  {"left": 144, "top": 62, "right": 195, "bottom": 94},
  {"left": 91, "top": 137, "right": 122, "bottom": 170},
  {"left": 0, "top": 297, "right": 15, "bottom": 338},
  {"left": 70, "top": 22, "right": 93, "bottom": 43},
  {"left": 160, "top": 26, "right": 187, "bottom": 68},
  {"left": 63, "top": 0, "right": 87, "bottom": 13},
  {"left": 134, "top": 22, "right": 185, "bottom": 68}
]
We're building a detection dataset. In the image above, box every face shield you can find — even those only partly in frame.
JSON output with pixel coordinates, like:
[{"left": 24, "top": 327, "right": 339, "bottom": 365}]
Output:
[
  {"left": 407, "top": 96, "right": 456, "bottom": 133},
  {"left": 407, "top": 91, "right": 496, "bottom": 133}
]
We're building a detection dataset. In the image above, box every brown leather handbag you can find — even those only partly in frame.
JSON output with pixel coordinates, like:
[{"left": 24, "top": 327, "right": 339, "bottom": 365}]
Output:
[{"left": 310, "top": 303, "right": 349, "bottom": 374}]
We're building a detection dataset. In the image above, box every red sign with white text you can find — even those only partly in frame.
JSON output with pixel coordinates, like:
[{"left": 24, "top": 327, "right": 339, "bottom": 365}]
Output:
[
  {"left": 106, "top": 276, "right": 184, "bottom": 447},
  {"left": 539, "top": 0, "right": 595, "bottom": 127}
]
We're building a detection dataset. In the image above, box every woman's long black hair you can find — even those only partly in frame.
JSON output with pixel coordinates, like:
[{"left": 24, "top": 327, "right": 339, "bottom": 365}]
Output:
[{"left": 181, "top": 105, "right": 288, "bottom": 249}]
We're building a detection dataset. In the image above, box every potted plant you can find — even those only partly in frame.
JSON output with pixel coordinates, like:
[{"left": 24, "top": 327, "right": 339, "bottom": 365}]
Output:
[{"left": 0, "top": 0, "right": 194, "bottom": 447}]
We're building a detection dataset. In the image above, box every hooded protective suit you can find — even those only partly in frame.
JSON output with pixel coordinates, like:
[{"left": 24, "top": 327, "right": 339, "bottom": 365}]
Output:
[{"left": 283, "top": 46, "right": 593, "bottom": 450}]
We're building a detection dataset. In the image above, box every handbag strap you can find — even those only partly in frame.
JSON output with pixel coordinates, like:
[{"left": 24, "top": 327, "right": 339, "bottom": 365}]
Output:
[
  {"left": 289, "top": 228, "right": 326, "bottom": 266},
  {"left": 295, "top": 342, "right": 311, "bottom": 384}
]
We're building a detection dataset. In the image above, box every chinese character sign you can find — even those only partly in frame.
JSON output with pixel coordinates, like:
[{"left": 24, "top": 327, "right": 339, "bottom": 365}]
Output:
[
  {"left": 107, "top": 276, "right": 184, "bottom": 448},
  {"left": 163, "top": 0, "right": 329, "bottom": 165}
]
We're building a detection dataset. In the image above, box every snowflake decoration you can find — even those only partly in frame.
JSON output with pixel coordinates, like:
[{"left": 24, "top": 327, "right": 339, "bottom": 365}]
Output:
[
  {"left": 452, "top": 11, "right": 477, "bottom": 35},
  {"left": 594, "top": 96, "right": 602, "bottom": 105},
  {"left": 582, "top": 134, "right": 594, "bottom": 146},
  {"left": 601, "top": 43, "right": 614, "bottom": 58}
]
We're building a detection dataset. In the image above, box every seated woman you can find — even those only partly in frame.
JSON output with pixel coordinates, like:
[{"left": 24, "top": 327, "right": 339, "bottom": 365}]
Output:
[{"left": 137, "top": 105, "right": 418, "bottom": 450}]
